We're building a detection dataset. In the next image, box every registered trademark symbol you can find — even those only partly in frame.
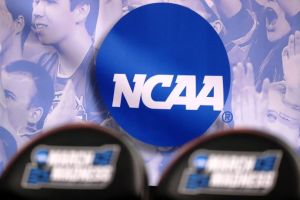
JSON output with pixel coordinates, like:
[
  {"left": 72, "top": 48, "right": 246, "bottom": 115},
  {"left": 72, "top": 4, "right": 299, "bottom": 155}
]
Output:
[{"left": 222, "top": 111, "right": 233, "bottom": 123}]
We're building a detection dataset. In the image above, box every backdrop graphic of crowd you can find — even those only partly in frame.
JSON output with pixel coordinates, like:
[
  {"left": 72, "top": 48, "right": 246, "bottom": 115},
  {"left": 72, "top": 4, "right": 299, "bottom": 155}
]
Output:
[{"left": 0, "top": 0, "right": 299, "bottom": 185}]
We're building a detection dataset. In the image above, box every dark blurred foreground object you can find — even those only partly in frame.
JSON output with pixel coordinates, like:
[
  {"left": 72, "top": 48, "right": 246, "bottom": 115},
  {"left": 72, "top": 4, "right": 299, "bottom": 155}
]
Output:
[
  {"left": 155, "top": 129, "right": 300, "bottom": 200},
  {"left": 0, "top": 124, "right": 148, "bottom": 200}
]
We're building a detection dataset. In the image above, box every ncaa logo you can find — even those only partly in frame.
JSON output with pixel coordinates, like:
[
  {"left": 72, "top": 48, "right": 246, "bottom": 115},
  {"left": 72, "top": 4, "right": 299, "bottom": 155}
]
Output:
[{"left": 96, "top": 3, "right": 230, "bottom": 146}]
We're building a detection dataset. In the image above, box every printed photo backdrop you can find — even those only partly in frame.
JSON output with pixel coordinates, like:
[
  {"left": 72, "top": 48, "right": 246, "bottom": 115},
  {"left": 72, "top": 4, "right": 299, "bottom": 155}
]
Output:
[{"left": 0, "top": 0, "right": 300, "bottom": 185}]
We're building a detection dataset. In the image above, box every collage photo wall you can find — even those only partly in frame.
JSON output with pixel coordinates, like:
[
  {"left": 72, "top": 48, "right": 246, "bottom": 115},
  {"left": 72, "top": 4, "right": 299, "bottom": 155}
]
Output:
[{"left": 0, "top": 0, "right": 300, "bottom": 185}]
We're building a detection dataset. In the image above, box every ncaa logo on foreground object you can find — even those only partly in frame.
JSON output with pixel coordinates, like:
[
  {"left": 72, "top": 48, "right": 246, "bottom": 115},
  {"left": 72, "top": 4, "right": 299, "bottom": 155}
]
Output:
[
  {"left": 96, "top": 3, "right": 231, "bottom": 146},
  {"left": 179, "top": 150, "right": 282, "bottom": 195},
  {"left": 22, "top": 145, "right": 120, "bottom": 189}
]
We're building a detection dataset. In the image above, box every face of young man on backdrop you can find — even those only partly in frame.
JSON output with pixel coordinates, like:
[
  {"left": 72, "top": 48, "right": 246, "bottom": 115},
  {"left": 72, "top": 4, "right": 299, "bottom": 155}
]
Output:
[
  {"left": 32, "top": 0, "right": 79, "bottom": 45},
  {"left": 1, "top": 70, "right": 38, "bottom": 133},
  {"left": 258, "top": 0, "right": 291, "bottom": 42}
]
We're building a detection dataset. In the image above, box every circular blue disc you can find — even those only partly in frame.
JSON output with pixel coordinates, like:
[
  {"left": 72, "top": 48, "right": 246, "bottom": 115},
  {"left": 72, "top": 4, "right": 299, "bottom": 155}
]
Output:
[{"left": 96, "top": 3, "right": 230, "bottom": 146}]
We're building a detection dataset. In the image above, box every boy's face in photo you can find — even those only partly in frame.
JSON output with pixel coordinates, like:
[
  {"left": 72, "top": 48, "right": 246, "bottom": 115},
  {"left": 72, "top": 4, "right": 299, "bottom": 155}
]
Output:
[
  {"left": 259, "top": 0, "right": 291, "bottom": 42},
  {"left": 1, "top": 71, "right": 37, "bottom": 132},
  {"left": 0, "top": 0, "right": 14, "bottom": 53},
  {"left": 32, "top": 0, "right": 77, "bottom": 45}
]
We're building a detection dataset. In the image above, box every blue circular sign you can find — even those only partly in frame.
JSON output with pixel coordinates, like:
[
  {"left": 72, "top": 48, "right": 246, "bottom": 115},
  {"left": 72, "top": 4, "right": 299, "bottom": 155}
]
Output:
[{"left": 96, "top": 3, "right": 230, "bottom": 146}]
